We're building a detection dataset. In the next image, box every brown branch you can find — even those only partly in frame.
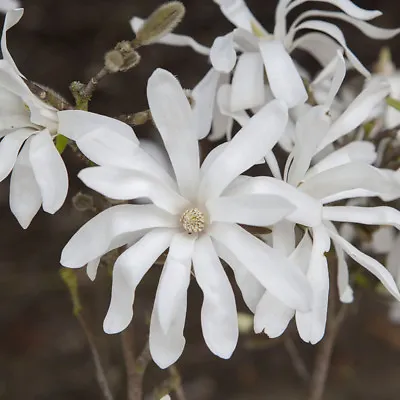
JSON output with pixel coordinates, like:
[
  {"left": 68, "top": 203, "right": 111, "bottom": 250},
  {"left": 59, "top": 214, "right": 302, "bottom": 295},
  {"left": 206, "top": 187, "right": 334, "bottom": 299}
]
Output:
[
  {"left": 81, "top": 67, "right": 109, "bottom": 100},
  {"left": 284, "top": 335, "right": 310, "bottom": 382}
]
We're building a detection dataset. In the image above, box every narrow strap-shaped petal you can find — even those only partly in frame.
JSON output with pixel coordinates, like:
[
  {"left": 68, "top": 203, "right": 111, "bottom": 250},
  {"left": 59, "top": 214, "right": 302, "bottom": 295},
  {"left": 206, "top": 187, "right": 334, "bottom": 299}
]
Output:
[
  {"left": 199, "top": 100, "right": 288, "bottom": 202},
  {"left": 156, "top": 233, "right": 194, "bottom": 333},
  {"left": 103, "top": 228, "right": 174, "bottom": 334},
  {"left": 78, "top": 167, "right": 189, "bottom": 214},
  {"left": 254, "top": 291, "right": 294, "bottom": 337},
  {"left": 230, "top": 52, "right": 265, "bottom": 112},
  {"left": 274, "top": 0, "right": 293, "bottom": 40},
  {"left": 259, "top": 40, "right": 307, "bottom": 108},
  {"left": 323, "top": 206, "right": 400, "bottom": 229},
  {"left": 318, "top": 78, "right": 390, "bottom": 150},
  {"left": 213, "top": 240, "right": 264, "bottom": 313},
  {"left": 147, "top": 69, "right": 199, "bottom": 200},
  {"left": 61, "top": 204, "right": 178, "bottom": 268},
  {"left": 327, "top": 229, "right": 400, "bottom": 301},
  {"left": 130, "top": 17, "right": 210, "bottom": 55},
  {"left": 207, "top": 194, "right": 295, "bottom": 226},
  {"left": 192, "top": 234, "right": 238, "bottom": 359},
  {"left": 305, "top": 141, "right": 377, "bottom": 180},
  {"left": 0, "top": 128, "right": 34, "bottom": 182},
  {"left": 388, "top": 234, "right": 400, "bottom": 287},
  {"left": 210, "top": 33, "right": 237, "bottom": 73},
  {"left": 86, "top": 258, "right": 101, "bottom": 282},
  {"left": 210, "top": 222, "right": 312, "bottom": 312},
  {"left": 192, "top": 68, "right": 221, "bottom": 139},
  {"left": 9, "top": 137, "right": 41, "bottom": 229},
  {"left": 29, "top": 130, "right": 68, "bottom": 214},
  {"left": 0, "top": 0, "right": 20, "bottom": 13},
  {"left": 217, "top": 84, "right": 251, "bottom": 127},
  {"left": 273, "top": 220, "right": 296, "bottom": 256},
  {"left": 296, "top": 225, "right": 330, "bottom": 344}
]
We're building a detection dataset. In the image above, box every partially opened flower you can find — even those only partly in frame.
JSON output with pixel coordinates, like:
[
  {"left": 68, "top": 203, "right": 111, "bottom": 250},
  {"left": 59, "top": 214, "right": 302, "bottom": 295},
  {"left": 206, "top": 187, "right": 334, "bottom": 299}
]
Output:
[
  {"left": 251, "top": 53, "right": 400, "bottom": 344},
  {"left": 59, "top": 68, "right": 313, "bottom": 368},
  {"left": 0, "top": 9, "right": 68, "bottom": 228}
]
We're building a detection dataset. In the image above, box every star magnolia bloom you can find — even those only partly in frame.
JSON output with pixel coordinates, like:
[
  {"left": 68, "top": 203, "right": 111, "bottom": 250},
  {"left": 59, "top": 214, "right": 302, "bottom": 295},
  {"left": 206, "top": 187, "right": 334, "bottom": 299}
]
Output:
[
  {"left": 0, "top": 9, "right": 67, "bottom": 228},
  {"left": 252, "top": 53, "right": 400, "bottom": 344},
  {"left": 58, "top": 68, "right": 315, "bottom": 368},
  {"left": 0, "top": 0, "right": 19, "bottom": 13}
]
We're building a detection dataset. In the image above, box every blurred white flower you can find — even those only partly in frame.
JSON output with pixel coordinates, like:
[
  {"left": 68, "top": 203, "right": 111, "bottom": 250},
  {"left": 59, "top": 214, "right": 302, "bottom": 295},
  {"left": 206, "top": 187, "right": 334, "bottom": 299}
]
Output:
[
  {"left": 0, "top": 9, "right": 67, "bottom": 228},
  {"left": 0, "top": 0, "right": 19, "bottom": 13},
  {"left": 59, "top": 68, "right": 314, "bottom": 368},
  {"left": 252, "top": 52, "right": 400, "bottom": 344}
]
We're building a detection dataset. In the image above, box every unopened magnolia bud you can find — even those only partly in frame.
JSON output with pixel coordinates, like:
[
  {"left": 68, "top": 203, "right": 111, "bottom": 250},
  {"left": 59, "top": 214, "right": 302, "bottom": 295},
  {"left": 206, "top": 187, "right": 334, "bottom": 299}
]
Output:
[
  {"left": 105, "top": 42, "right": 141, "bottom": 73},
  {"left": 133, "top": 1, "right": 185, "bottom": 47},
  {"left": 104, "top": 49, "right": 124, "bottom": 73}
]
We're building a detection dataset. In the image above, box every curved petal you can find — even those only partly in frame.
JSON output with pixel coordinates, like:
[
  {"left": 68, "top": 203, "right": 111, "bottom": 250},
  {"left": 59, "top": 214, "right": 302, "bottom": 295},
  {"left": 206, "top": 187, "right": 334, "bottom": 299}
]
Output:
[
  {"left": 210, "top": 33, "right": 237, "bottom": 73},
  {"left": 210, "top": 222, "right": 312, "bottom": 312},
  {"left": 230, "top": 52, "right": 265, "bottom": 112},
  {"left": 87, "top": 258, "right": 101, "bottom": 281},
  {"left": 217, "top": 83, "right": 251, "bottom": 126},
  {"left": 192, "top": 234, "right": 238, "bottom": 359},
  {"left": 259, "top": 40, "right": 307, "bottom": 108},
  {"left": 147, "top": 69, "right": 199, "bottom": 200},
  {"left": 130, "top": 16, "right": 210, "bottom": 55},
  {"left": 9, "top": 137, "right": 41, "bottom": 229},
  {"left": 318, "top": 78, "right": 390, "bottom": 150},
  {"left": 328, "top": 229, "right": 400, "bottom": 301},
  {"left": 57, "top": 110, "right": 138, "bottom": 142},
  {"left": 254, "top": 291, "right": 294, "bottom": 337},
  {"left": 296, "top": 225, "right": 330, "bottom": 344},
  {"left": 2, "top": 9, "right": 24, "bottom": 77},
  {"left": 273, "top": 220, "right": 296, "bottom": 256},
  {"left": 29, "top": 130, "right": 68, "bottom": 214},
  {"left": 388, "top": 234, "right": 400, "bottom": 287},
  {"left": 213, "top": 240, "right": 264, "bottom": 313},
  {"left": 104, "top": 228, "right": 174, "bottom": 334},
  {"left": 305, "top": 141, "right": 377, "bottom": 180},
  {"left": 61, "top": 204, "right": 178, "bottom": 268},
  {"left": 192, "top": 68, "right": 221, "bottom": 139},
  {"left": 199, "top": 100, "right": 288, "bottom": 201},
  {"left": 0, "top": 128, "right": 34, "bottom": 181},
  {"left": 156, "top": 233, "right": 194, "bottom": 333},
  {"left": 207, "top": 194, "right": 296, "bottom": 226},
  {"left": 0, "top": 0, "right": 21, "bottom": 13},
  {"left": 78, "top": 167, "right": 189, "bottom": 214}
]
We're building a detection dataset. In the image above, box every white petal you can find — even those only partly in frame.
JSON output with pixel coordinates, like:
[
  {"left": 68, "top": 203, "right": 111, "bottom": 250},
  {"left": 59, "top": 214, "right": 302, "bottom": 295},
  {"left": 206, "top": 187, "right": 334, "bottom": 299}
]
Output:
[
  {"left": 273, "top": 220, "right": 296, "bottom": 256},
  {"left": 210, "top": 33, "right": 237, "bottom": 73},
  {"left": 0, "top": 128, "right": 34, "bottom": 181},
  {"left": 29, "top": 130, "right": 68, "bottom": 214},
  {"left": 192, "top": 68, "right": 221, "bottom": 139},
  {"left": 2, "top": 9, "right": 24, "bottom": 77},
  {"left": 306, "top": 141, "right": 377, "bottom": 180},
  {"left": 259, "top": 40, "right": 307, "bottom": 108},
  {"left": 213, "top": 240, "right": 264, "bottom": 313},
  {"left": 217, "top": 83, "right": 251, "bottom": 126},
  {"left": 300, "top": 163, "right": 400, "bottom": 203},
  {"left": 0, "top": 0, "right": 21, "bottom": 13},
  {"left": 254, "top": 291, "right": 294, "bottom": 337},
  {"left": 207, "top": 194, "right": 295, "bottom": 226},
  {"left": 388, "top": 234, "right": 400, "bottom": 287},
  {"left": 318, "top": 78, "right": 390, "bottom": 150},
  {"left": 323, "top": 206, "right": 400, "bottom": 229},
  {"left": 61, "top": 204, "right": 178, "bottom": 268},
  {"left": 87, "top": 258, "right": 100, "bottom": 281},
  {"left": 292, "top": 20, "right": 370, "bottom": 78},
  {"left": 156, "top": 233, "right": 194, "bottom": 333},
  {"left": 328, "top": 230, "right": 400, "bottom": 301},
  {"left": 104, "top": 229, "right": 174, "bottom": 334},
  {"left": 230, "top": 52, "right": 265, "bottom": 112},
  {"left": 192, "top": 234, "right": 238, "bottom": 359},
  {"left": 296, "top": 225, "right": 330, "bottom": 344},
  {"left": 147, "top": 69, "right": 199, "bottom": 200},
  {"left": 199, "top": 100, "right": 288, "bottom": 201},
  {"left": 291, "top": 32, "right": 342, "bottom": 67},
  {"left": 78, "top": 167, "right": 189, "bottom": 214},
  {"left": 210, "top": 222, "right": 312, "bottom": 312},
  {"left": 223, "top": 176, "right": 323, "bottom": 227},
  {"left": 9, "top": 137, "right": 41, "bottom": 228},
  {"left": 130, "top": 16, "right": 210, "bottom": 55}
]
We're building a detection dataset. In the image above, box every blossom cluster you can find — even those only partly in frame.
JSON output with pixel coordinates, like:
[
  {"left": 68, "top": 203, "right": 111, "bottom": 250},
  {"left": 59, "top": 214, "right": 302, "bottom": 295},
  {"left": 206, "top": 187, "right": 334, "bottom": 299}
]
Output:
[{"left": 2, "top": 0, "right": 400, "bottom": 370}]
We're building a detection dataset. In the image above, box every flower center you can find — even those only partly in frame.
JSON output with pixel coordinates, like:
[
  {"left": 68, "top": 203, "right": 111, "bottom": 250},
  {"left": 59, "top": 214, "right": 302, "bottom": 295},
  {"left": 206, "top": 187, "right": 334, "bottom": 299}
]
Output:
[{"left": 180, "top": 208, "right": 205, "bottom": 234}]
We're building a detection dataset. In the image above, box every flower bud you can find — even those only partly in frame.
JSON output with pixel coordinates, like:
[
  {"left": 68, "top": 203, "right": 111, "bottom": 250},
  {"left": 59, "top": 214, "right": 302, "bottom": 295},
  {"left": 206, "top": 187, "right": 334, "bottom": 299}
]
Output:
[
  {"left": 104, "top": 42, "right": 141, "bottom": 73},
  {"left": 132, "top": 1, "right": 185, "bottom": 47}
]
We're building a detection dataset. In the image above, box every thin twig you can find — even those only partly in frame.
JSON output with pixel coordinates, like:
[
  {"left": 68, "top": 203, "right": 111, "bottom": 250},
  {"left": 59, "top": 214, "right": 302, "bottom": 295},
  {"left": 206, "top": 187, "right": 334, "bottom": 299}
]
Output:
[
  {"left": 77, "top": 313, "right": 114, "bottom": 400},
  {"left": 284, "top": 335, "right": 310, "bottom": 382},
  {"left": 82, "top": 67, "right": 109, "bottom": 99}
]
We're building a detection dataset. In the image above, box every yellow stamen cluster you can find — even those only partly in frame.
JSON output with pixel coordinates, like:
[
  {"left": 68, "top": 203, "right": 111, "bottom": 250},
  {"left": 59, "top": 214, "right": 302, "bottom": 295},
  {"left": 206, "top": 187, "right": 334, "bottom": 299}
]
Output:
[{"left": 180, "top": 208, "right": 205, "bottom": 234}]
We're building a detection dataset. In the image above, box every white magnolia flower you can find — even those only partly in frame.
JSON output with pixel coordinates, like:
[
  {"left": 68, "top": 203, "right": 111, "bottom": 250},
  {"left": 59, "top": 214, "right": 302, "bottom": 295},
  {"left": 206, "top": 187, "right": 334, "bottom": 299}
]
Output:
[
  {"left": 0, "top": 9, "right": 67, "bottom": 228},
  {"left": 59, "top": 68, "right": 314, "bottom": 368},
  {"left": 252, "top": 53, "right": 400, "bottom": 344},
  {"left": 0, "top": 0, "right": 19, "bottom": 13}
]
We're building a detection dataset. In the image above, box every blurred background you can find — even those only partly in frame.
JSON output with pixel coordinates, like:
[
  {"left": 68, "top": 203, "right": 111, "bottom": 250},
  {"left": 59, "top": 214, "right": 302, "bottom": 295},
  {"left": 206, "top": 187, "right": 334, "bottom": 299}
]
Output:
[{"left": 1, "top": 0, "right": 400, "bottom": 399}]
